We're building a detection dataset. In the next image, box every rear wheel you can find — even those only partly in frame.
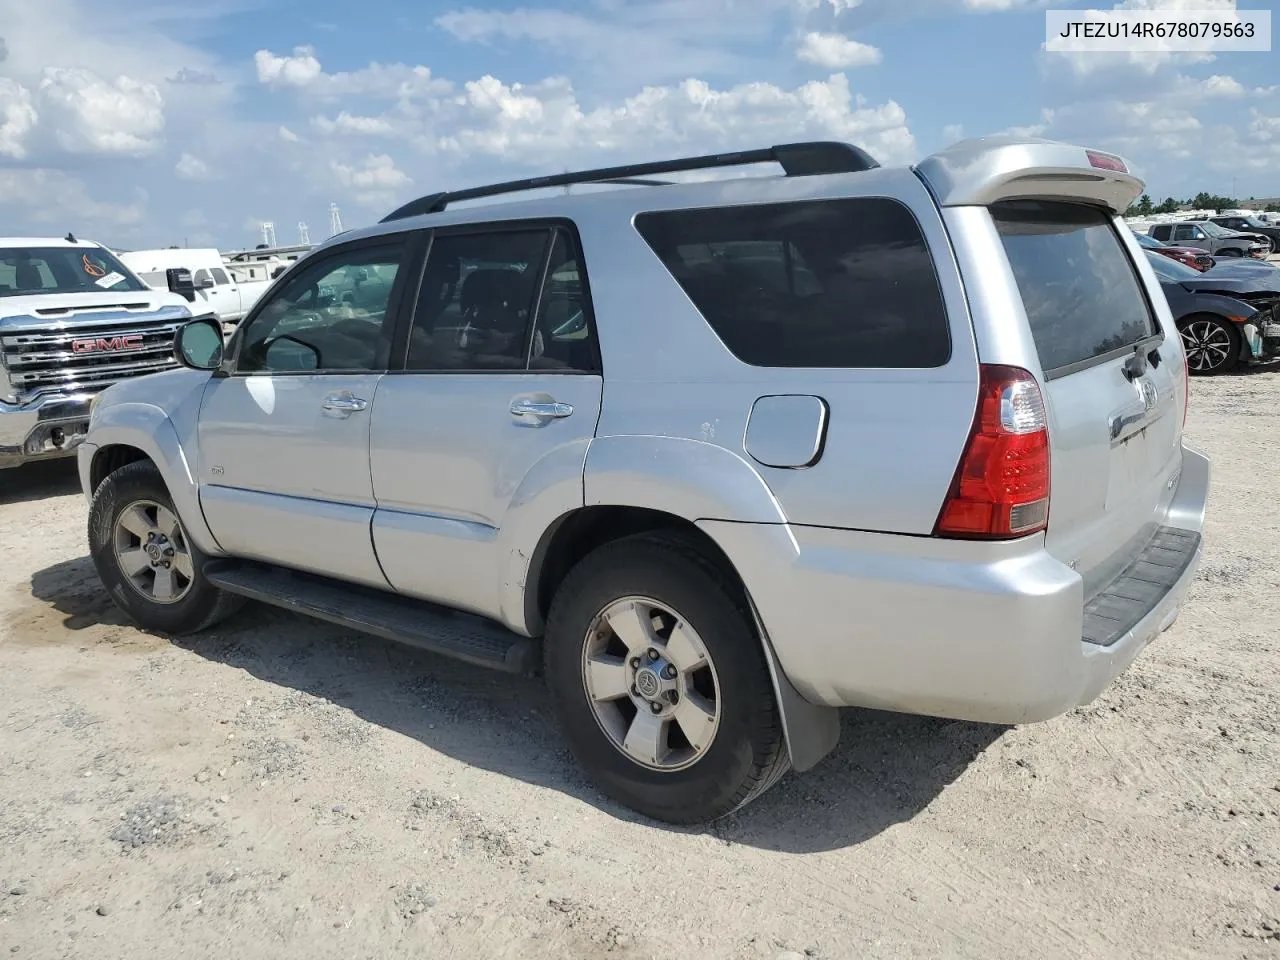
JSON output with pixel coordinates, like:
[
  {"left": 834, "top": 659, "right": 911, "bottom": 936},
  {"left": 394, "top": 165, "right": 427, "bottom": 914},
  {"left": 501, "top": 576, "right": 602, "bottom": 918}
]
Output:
[
  {"left": 1179, "top": 314, "right": 1241, "bottom": 375},
  {"left": 1218, "top": 248, "right": 1243, "bottom": 258},
  {"left": 543, "top": 534, "right": 788, "bottom": 824},
  {"left": 89, "top": 460, "right": 244, "bottom": 634}
]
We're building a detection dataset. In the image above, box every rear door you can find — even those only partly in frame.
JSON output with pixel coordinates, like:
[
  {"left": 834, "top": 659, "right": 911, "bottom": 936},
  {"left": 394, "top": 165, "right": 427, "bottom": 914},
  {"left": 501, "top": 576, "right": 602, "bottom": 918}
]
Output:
[
  {"left": 988, "top": 201, "right": 1184, "bottom": 597},
  {"left": 368, "top": 223, "right": 603, "bottom": 621}
]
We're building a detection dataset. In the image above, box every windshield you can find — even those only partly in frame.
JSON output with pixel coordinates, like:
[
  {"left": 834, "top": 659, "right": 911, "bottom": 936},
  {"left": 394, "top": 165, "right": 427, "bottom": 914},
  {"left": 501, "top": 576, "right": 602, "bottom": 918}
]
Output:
[
  {"left": 1146, "top": 250, "right": 1200, "bottom": 282},
  {"left": 1241, "top": 217, "right": 1270, "bottom": 229},
  {"left": 1199, "top": 221, "right": 1239, "bottom": 239},
  {"left": 0, "top": 246, "right": 149, "bottom": 299},
  {"left": 1133, "top": 233, "right": 1162, "bottom": 248}
]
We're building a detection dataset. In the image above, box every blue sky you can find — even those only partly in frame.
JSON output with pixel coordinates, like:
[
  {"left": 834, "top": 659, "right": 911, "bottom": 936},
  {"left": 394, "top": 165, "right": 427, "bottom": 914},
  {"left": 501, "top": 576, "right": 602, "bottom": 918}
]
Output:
[{"left": 0, "top": 0, "right": 1277, "bottom": 249}]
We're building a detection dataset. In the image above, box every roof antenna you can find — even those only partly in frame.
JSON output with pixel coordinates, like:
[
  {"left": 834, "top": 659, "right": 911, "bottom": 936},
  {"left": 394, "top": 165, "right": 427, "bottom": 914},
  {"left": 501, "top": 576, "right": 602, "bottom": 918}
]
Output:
[{"left": 65, "top": 232, "right": 77, "bottom": 243}]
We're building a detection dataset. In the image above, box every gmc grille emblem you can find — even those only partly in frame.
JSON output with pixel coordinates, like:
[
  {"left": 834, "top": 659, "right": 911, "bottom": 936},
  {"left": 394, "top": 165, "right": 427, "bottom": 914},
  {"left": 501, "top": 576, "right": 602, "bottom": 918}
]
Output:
[{"left": 71, "top": 335, "right": 144, "bottom": 354}]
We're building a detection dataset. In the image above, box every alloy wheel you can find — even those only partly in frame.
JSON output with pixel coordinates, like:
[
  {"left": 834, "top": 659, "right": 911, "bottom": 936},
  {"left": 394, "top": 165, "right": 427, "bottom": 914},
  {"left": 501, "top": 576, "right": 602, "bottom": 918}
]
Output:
[
  {"left": 580, "top": 596, "right": 722, "bottom": 772},
  {"left": 112, "top": 500, "right": 195, "bottom": 604}
]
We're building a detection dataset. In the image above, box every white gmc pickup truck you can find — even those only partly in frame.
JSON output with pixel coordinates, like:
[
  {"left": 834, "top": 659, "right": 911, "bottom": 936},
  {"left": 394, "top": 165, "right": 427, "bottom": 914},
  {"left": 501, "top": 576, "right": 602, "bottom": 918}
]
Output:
[{"left": 0, "top": 236, "right": 199, "bottom": 469}]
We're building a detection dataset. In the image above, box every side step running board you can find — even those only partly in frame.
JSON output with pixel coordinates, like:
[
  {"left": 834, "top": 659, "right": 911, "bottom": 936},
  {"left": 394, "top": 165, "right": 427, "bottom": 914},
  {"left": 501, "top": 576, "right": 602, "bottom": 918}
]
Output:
[{"left": 204, "top": 560, "right": 538, "bottom": 674}]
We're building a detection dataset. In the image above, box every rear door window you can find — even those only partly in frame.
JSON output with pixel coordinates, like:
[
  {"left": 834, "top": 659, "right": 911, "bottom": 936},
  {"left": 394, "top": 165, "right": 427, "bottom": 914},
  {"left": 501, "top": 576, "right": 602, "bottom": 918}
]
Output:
[
  {"left": 991, "top": 200, "right": 1157, "bottom": 377},
  {"left": 634, "top": 197, "right": 950, "bottom": 368}
]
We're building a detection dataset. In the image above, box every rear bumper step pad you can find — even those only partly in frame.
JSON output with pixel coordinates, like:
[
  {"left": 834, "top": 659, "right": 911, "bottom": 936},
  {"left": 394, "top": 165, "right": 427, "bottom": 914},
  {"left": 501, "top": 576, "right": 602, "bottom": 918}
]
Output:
[{"left": 1081, "top": 526, "right": 1201, "bottom": 647}]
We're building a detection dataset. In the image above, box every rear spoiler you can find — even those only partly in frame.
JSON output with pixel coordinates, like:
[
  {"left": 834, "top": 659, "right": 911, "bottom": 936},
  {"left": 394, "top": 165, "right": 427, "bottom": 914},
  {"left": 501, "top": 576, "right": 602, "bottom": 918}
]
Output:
[{"left": 914, "top": 136, "right": 1145, "bottom": 215}]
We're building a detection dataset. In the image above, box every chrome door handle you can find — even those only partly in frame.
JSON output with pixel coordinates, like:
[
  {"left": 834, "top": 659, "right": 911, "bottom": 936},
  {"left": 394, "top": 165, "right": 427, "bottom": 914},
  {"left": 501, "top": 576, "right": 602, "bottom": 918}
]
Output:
[
  {"left": 510, "top": 398, "right": 573, "bottom": 419},
  {"left": 321, "top": 393, "right": 368, "bottom": 414}
]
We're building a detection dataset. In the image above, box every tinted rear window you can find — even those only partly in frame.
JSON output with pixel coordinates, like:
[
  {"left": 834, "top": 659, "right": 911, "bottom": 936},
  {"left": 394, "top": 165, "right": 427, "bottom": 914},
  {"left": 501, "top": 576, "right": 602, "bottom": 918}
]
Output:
[
  {"left": 992, "top": 201, "right": 1156, "bottom": 375},
  {"left": 634, "top": 198, "right": 950, "bottom": 368}
]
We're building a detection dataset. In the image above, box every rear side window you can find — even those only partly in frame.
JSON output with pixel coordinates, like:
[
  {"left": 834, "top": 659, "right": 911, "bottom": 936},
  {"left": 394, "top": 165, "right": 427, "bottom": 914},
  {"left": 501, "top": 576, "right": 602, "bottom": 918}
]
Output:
[
  {"left": 634, "top": 198, "right": 950, "bottom": 368},
  {"left": 992, "top": 201, "right": 1157, "bottom": 376}
]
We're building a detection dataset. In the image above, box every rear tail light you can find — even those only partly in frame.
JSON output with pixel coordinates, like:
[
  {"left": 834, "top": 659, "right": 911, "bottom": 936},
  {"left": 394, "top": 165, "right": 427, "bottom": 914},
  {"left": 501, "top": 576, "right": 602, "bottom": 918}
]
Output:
[
  {"left": 935, "top": 364, "right": 1050, "bottom": 539},
  {"left": 1086, "top": 149, "right": 1127, "bottom": 173}
]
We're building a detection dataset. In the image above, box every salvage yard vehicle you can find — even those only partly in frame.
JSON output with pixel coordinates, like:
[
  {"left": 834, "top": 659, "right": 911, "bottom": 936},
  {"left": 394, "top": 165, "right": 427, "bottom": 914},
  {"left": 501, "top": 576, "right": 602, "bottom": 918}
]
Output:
[
  {"left": 0, "top": 236, "right": 201, "bottom": 470},
  {"left": 1133, "top": 231, "right": 1214, "bottom": 270},
  {"left": 1149, "top": 220, "right": 1269, "bottom": 259},
  {"left": 79, "top": 138, "right": 1210, "bottom": 824},
  {"left": 1208, "top": 214, "right": 1280, "bottom": 252},
  {"left": 1146, "top": 250, "right": 1280, "bottom": 374},
  {"left": 120, "top": 248, "right": 272, "bottom": 329}
]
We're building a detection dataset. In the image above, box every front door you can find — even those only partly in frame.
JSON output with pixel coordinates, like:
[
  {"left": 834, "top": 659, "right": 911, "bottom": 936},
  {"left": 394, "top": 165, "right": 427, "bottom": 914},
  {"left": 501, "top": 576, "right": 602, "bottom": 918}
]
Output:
[
  {"left": 198, "top": 236, "right": 417, "bottom": 587},
  {"left": 369, "top": 224, "right": 603, "bottom": 621}
]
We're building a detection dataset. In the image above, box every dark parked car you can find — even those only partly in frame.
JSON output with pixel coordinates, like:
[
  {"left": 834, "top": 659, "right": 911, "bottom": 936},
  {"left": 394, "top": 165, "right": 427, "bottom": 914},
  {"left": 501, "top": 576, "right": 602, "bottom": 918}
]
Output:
[
  {"left": 1147, "top": 251, "right": 1280, "bottom": 374},
  {"left": 1209, "top": 215, "right": 1280, "bottom": 252},
  {"left": 1133, "top": 231, "right": 1214, "bottom": 270}
]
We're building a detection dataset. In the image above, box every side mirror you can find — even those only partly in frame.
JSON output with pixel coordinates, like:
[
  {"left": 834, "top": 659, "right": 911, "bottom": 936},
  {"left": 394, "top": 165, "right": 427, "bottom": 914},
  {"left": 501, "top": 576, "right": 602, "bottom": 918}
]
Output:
[
  {"left": 193, "top": 272, "right": 215, "bottom": 290},
  {"left": 166, "top": 267, "right": 196, "bottom": 302},
  {"left": 174, "top": 317, "right": 225, "bottom": 370}
]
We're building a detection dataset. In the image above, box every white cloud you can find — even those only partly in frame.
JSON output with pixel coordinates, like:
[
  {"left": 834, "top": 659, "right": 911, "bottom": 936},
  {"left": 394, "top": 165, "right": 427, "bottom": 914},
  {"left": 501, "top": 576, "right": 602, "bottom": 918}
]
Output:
[
  {"left": 37, "top": 67, "right": 165, "bottom": 155},
  {"left": 796, "top": 32, "right": 882, "bottom": 68},
  {"left": 311, "top": 111, "right": 397, "bottom": 136},
  {"left": 1249, "top": 110, "right": 1280, "bottom": 142},
  {"left": 254, "top": 47, "right": 450, "bottom": 100},
  {"left": 175, "top": 152, "right": 212, "bottom": 180},
  {"left": 794, "top": 0, "right": 865, "bottom": 11},
  {"left": 941, "top": 123, "right": 965, "bottom": 142},
  {"left": 278, "top": 125, "right": 301, "bottom": 142},
  {"left": 0, "top": 78, "right": 38, "bottom": 159},
  {"left": 278, "top": 48, "right": 917, "bottom": 171},
  {"left": 0, "top": 168, "right": 146, "bottom": 227},
  {"left": 254, "top": 45, "right": 323, "bottom": 88},
  {"left": 1200, "top": 74, "right": 1245, "bottom": 98},
  {"left": 331, "top": 153, "right": 412, "bottom": 207}
]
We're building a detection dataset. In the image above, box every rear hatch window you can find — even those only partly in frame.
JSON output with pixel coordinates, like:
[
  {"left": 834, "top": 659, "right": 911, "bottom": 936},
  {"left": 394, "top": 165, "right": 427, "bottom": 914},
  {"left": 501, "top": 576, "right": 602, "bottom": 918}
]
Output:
[{"left": 991, "top": 200, "right": 1158, "bottom": 377}]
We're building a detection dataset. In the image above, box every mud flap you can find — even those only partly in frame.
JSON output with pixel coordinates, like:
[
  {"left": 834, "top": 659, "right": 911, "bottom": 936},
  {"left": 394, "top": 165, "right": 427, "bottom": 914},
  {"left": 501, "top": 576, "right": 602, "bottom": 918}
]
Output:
[{"left": 745, "top": 592, "right": 841, "bottom": 773}]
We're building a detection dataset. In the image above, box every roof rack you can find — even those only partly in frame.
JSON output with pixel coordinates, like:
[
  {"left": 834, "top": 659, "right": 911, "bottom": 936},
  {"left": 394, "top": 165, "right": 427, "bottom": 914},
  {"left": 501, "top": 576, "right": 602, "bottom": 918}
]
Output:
[{"left": 379, "top": 141, "right": 879, "bottom": 223}]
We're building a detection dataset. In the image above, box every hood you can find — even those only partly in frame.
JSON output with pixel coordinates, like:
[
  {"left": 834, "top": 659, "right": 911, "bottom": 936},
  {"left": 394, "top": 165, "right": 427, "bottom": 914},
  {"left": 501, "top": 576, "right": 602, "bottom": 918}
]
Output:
[
  {"left": 1203, "top": 258, "right": 1280, "bottom": 281},
  {"left": 1192, "top": 259, "right": 1280, "bottom": 296},
  {"left": 1179, "top": 269, "right": 1280, "bottom": 299},
  {"left": 1217, "top": 229, "right": 1269, "bottom": 245},
  {"left": 0, "top": 290, "right": 193, "bottom": 332}
]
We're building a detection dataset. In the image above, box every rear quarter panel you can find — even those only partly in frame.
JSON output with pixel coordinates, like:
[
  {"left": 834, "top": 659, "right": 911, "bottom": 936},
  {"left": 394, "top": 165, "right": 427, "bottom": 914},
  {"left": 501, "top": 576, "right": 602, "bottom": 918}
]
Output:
[{"left": 578, "top": 169, "right": 979, "bottom": 534}]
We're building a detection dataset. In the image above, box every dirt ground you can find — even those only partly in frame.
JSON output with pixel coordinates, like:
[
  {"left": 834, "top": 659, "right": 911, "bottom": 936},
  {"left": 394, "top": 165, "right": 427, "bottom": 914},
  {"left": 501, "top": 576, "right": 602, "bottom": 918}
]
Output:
[{"left": 1, "top": 372, "right": 1278, "bottom": 960}]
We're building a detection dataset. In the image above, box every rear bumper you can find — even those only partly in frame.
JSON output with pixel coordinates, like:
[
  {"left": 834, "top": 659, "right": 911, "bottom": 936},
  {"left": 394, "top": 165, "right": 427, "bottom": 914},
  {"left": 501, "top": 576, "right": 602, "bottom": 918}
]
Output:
[
  {"left": 0, "top": 392, "right": 94, "bottom": 469},
  {"left": 700, "top": 444, "right": 1210, "bottom": 725}
]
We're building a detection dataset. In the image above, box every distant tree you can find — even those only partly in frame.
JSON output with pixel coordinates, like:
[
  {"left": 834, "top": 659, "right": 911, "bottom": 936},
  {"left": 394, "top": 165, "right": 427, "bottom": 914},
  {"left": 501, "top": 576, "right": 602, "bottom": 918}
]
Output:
[
  {"left": 1265, "top": 203, "right": 1280, "bottom": 213},
  {"left": 1129, "top": 194, "right": 1154, "bottom": 216},
  {"left": 1191, "top": 191, "right": 1237, "bottom": 211},
  {"left": 1154, "top": 197, "right": 1181, "bottom": 214}
]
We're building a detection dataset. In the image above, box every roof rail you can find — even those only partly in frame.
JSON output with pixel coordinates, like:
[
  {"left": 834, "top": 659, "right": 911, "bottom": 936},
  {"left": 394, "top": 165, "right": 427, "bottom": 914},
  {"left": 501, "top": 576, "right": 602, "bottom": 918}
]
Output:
[{"left": 379, "top": 141, "right": 879, "bottom": 223}]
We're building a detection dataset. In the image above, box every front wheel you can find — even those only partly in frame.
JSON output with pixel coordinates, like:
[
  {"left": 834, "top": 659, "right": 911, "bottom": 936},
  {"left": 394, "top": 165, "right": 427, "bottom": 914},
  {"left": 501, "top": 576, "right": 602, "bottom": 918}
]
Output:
[
  {"left": 1179, "top": 314, "right": 1241, "bottom": 375},
  {"left": 543, "top": 534, "right": 788, "bottom": 824},
  {"left": 88, "top": 460, "right": 243, "bottom": 634},
  {"left": 1217, "top": 248, "right": 1243, "bottom": 258}
]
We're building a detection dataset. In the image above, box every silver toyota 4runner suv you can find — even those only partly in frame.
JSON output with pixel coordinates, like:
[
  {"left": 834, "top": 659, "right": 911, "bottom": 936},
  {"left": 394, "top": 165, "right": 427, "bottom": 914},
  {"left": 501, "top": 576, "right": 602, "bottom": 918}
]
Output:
[{"left": 80, "top": 137, "right": 1210, "bottom": 824}]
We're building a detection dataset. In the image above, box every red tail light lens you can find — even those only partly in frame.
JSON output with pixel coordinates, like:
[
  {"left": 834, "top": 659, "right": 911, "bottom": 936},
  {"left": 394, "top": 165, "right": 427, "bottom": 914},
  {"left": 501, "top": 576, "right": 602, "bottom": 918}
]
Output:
[
  {"left": 1086, "top": 149, "right": 1127, "bottom": 173},
  {"left": 935, "top": 364, "right": 1051, "bottom": 539}
]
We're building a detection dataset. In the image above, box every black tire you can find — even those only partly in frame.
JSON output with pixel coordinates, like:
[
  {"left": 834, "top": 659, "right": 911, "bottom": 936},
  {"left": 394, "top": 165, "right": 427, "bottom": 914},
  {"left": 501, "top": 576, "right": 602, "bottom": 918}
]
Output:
[
  {"left": 543, "top": 533, "right": 788, "bottom": 824},
  {"left": 88, "top": 460, "right": 244, "bottom": 635},
  {"left": 1218, "top": 248, "right": 1243, "bottom": 257},
  {"left": 1178, "top": 313, "right": 1241, "bottom": 375}
]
